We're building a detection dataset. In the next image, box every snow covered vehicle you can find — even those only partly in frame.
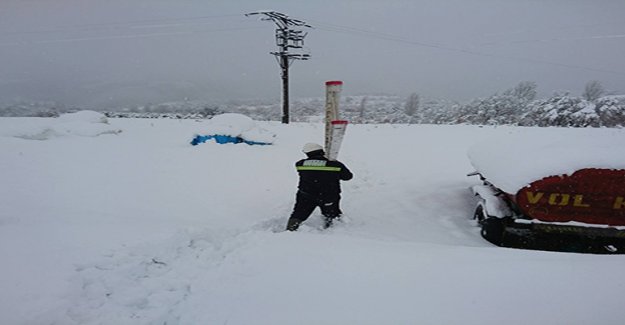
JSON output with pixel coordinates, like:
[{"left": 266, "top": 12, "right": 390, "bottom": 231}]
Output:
[{"left": 468, "top": 132, "right": 625, "bottom": 253}]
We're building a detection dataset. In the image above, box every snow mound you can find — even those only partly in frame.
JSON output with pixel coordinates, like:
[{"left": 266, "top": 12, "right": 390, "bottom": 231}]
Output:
[
  {"left": 468, "top": 131, "right": 625, "bottom": 193},
  {"left": 57, "top": 110, "right": 109, "bottom": 124},
  {"left": 7, "top": 111, "right": 122, "bottom": 140},
  {"left": 195, "top": 113, "right": 275, "bottom": 144}
]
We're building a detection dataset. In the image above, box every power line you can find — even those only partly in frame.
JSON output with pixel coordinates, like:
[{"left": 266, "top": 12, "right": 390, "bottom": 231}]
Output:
[
  {"left": 480, "top": 33, "right": 625, "bottom": 46},
  {"left": 309, "top": 19, "right": 625, "bottom": 77},
  {"left": 0, "top": 14, "right": 244, "bottom": 37},
  {"left": 0, "top": 26, "right": 263, "bottom": 46}
]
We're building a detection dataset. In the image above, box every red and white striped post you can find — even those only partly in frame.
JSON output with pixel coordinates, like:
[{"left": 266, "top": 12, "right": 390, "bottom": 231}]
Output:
[{"left": 324, "top": 81, "right": 348, "bottom": 160}]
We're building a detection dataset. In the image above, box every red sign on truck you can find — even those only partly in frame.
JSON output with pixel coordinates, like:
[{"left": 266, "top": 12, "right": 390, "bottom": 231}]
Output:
[{"left": 515, "top": 169, "right": 625, "bottom": 226}]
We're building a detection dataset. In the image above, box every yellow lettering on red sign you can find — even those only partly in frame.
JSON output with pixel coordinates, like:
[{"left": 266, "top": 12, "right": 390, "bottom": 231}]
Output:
[
  {"left": 614, "top": 197, "right": 625, "bottom": 210},
  {"left": 526, "top": 192, "right": 543, "bottom": 204},
  {"left": 548, "top": 193, "right": 570, "bottom": 206},
  {"left": 573, "top": 195, "right": 591, "bottom": 208}
]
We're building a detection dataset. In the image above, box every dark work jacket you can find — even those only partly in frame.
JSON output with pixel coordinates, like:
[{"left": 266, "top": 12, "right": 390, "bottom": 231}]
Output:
[{"left": 295, "top": 152, "right": 353, "bottom": 201}]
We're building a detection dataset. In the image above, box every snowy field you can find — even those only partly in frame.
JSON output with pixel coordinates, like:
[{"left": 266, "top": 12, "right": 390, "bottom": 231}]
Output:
[{"left": 2, "top": 113, "right": 625, "bottom": 325}]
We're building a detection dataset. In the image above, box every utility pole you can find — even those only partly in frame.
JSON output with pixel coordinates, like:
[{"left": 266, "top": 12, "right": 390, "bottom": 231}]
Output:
[{"left": 246, "top": 11, "right": 311, "bottom": 124}]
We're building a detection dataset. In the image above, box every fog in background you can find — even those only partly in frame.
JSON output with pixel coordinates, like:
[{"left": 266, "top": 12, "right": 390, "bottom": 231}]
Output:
[{"left": 1, "top": 0, "right": 624, "bottom": 109}]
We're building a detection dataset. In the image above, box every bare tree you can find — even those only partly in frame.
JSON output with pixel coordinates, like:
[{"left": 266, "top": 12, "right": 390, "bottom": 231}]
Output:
[
  {"left": 506, "top": 81, "right": 537, "bottom": 101},
  {"left": 582, "top": 80, "right": 605, "bottom": 102},
  {"left": 404, "top": 93, "right": 420, "bottom": 116},
  {"left": 358, "top": 96, "right": 368, "bottom": 120}
]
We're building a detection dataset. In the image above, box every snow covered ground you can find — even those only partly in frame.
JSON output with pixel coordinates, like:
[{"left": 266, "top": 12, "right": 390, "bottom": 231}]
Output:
[{"left": 1, "top": 113, "right": 625, "bottom": 324}]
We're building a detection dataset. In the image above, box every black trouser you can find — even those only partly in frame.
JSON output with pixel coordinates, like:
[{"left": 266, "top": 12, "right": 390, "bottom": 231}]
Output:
[{"left": 287, "top": 191, "right": 341, "bottom": 230}]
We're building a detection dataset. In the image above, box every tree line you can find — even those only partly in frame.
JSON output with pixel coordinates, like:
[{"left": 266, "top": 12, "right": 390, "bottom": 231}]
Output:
[
  {"left": 1, "top": 81, "right": 624, "bottom": 128},
  {"left": 336, "top": 81, "right": 625, "bottom": 127}
]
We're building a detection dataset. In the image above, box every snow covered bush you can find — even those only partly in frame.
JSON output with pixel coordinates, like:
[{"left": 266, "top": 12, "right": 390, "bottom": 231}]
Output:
[
  {"left": 595, "top": 96, "right": 625, "bottom": 127},
  {"left": 520, "top": 95, "right": 625, "bottom": 127},
  {"left": 453, "top": 94, "right": 525, "bottom": 125},
  {"left": 0, "top": 101, "right": 64, "bottom": 117},
  {"left": 451, "top": 82, "right": 536, "bottom": 125}
]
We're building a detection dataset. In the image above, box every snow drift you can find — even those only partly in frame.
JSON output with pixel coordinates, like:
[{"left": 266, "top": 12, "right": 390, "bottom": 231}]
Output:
[{"left": 1, "top": 110, "right": 121, "bottom": 140}]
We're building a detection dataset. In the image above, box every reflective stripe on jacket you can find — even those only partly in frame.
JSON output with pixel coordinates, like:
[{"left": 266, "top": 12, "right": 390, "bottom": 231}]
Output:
[{"left": 295, "top": 154, "right": 353, "bottom": 199}]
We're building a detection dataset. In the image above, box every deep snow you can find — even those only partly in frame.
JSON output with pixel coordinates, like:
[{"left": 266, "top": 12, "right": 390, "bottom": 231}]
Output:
[{"left": 1, "top": 113, "right": 625, "bottom": 325}]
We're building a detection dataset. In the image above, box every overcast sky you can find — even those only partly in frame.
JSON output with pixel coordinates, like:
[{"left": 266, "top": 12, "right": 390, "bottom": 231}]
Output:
[{"left": 1, "top": 0, "right": 624, "bottom": 108}]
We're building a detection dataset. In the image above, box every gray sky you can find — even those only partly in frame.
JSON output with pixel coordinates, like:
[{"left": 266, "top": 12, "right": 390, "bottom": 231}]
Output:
[{"left": 1, "top": 0, "right": 624, "bottom": 108}]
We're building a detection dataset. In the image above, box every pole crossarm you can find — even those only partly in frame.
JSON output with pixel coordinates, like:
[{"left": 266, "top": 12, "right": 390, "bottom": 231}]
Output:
[{"left": 246, "top": 11, "right": 312, "bottom": 29}]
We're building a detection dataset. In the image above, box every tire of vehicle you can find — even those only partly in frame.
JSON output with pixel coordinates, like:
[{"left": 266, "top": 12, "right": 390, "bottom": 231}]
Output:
[
  {"left": 473, "top": 203, "right": 487, "bottom": 223},
  {"left": 481, "top": 217, "right": 505, "bottom": 246}
]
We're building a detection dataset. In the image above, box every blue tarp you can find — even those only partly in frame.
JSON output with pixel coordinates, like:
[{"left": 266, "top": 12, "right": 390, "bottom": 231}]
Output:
[{"left": 190, "top": 134, "right": 271, "bottom": 146}]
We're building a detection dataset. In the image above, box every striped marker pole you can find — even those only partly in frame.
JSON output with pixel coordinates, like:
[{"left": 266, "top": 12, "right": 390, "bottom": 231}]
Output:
[
  {"left": 325, "top": 80, "right": 343, "bottom": 158},
  {"left": 327, "top": 120, "right": 348, "bottom": 160}
]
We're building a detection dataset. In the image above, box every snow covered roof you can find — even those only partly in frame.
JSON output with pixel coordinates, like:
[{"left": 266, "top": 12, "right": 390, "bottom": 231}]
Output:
[{"left": 467, "top": 130, "right": 625, "bottom": 194}]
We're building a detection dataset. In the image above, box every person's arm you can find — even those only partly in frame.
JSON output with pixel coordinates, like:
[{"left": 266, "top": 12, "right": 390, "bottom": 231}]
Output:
[{"left": 339, "top": 162, "right": 353, "bottom": 181}]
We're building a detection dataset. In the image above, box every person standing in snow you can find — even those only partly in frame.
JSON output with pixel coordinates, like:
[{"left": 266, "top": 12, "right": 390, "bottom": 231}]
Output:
[{"left": 286, "top": 143, "right": 353, "bottom": 231}]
